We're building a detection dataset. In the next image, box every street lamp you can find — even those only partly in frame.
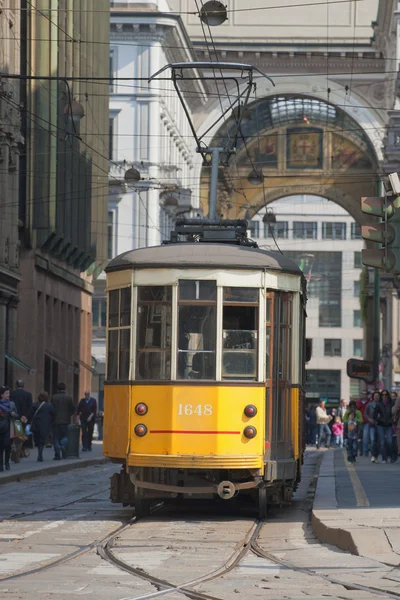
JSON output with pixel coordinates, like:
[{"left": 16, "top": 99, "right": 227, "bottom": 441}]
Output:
[
  {"left": 199, "top": 0, "right": 227, "bottom": 26},
  {"left": 247, "top": 169, "right": 263, "bottom": 186},
  {"left": 64, "top": 99, "right": 85, "bottom": 123},
  {"left": 263, "top": 209, "right": 276, "bottom": 224},
  {"left": 124, "top": 166, "right": 141, "bottom": 183}
]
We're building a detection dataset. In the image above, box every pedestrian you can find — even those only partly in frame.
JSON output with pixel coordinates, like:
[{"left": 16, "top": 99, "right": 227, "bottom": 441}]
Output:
[
  {"left": 316, "top": 399, "right": 332, "bottom": 449},
  {"left": 374, "top": 389, "right": 393, "bottom": 464},
  {"left": 51, "top": 383, "right": 75, "bottom": 460},
  {"left": 10, "top": 379, "right": 33, "bottom": 462},
  {"left": 356, "top": 390, "right": 370, "bottom": 454},
  {"left": 29, "top": 392, "right": 55, "bottom": 462},
  {"left": 77, "top": 390, "right": 97, "bottom": 452},
  {"left": 345, "top": 411, "right": 360, "bottom": 463},
  {"left": 331, "top": 415, "right": 344, "bottom": 448},
  {"left": 391, "top": 392, "right": 400, "bottom": 458},
  {"left": 343, "top": 400, "right": 363, "bottom": 425},
  {"left": 337, "top": 399, "right": 347, "bottom": 421},
  {"left": 364, "top": 391, "right": 379, "bottom": 462},
  {"left": 308, "top": 404, "right": 317, "bottom": 445},
  {"left": 0, "top": 386, "right": 19, "bottom": 471}
]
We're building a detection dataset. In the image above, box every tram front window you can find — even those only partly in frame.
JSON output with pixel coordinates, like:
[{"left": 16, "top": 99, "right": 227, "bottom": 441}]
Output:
[
  {"left": 178, "top": 280, "right": 216, "bottom": 380},
  {"left": 222, "top": 287, "right": 258, "bottom": 380},
  {"left": 136, "top": 286, "right": 172, "bottom": 380}
]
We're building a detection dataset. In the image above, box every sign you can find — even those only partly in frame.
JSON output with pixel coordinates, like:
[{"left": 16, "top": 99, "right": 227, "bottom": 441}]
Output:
[{"left": 346, "top": 358, "right": 374, "bottom": 383}]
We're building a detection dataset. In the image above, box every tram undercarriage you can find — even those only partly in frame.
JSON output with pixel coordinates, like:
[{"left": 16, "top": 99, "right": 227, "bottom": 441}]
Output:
[{"left": 110, "top": 463, "right": 298, "bottom": 517}]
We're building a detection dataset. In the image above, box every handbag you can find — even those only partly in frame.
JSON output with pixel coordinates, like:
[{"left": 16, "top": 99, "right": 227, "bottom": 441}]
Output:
[
  {"left": 0, "top": 417, "right": 8, "bottom": 435},
  {"left": 13, "top": 419, "right": 26, "bottom": 441},
  {"left": 30, "top": 402, "right": 44, "bottom": 434}
]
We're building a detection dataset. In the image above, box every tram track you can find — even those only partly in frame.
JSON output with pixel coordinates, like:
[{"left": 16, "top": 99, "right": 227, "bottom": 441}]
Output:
[{"left": 96, "top": 516, "right": 400, "bottom": 600}]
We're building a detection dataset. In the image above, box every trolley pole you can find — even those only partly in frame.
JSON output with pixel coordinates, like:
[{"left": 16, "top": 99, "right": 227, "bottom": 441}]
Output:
[{"left": 207, "top": 147, "right": 224, "bottom": 221}]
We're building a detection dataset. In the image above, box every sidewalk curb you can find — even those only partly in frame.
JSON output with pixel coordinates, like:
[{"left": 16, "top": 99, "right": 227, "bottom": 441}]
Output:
[
  {"left": 0, "top": 456, "right": 110, "bottom": 485},
  {"left": 311, "top": 451, "right": 400, "bottom": 566}
]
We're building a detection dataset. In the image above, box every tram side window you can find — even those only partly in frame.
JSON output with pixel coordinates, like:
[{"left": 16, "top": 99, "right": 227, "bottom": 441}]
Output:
[
  {"left": 278, "top": 293, "right": 292, "bottom": 381},
  {"left": 107, "top": 287, "right": 131, "bottom": 380},
  {"left": 136, "top": 286, "right": 172, "bottom": 380},
  {"left": 266, "top": 293, "right": 273, "bottom": 380},
  {"left": 178, "top": 280, "right": 216, "bottom": 380},
  {"left": 222, "top": 287, "right": 258, "bottom": 381}
]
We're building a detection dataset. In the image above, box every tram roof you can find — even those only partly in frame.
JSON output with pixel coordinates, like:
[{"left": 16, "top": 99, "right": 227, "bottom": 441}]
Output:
[{"left": 105, "top": 243, "right": 302, "bottom": 275}]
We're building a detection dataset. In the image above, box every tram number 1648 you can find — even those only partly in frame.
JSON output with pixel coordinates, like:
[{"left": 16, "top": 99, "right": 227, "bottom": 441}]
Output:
[{"left": 177, "top": 404, "right": 213, "bottom": 416}]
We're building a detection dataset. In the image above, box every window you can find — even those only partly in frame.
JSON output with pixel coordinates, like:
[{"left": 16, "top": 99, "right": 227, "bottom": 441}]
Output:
[
  {"left": 107, "top": 287, "right": 131, "bottom": 380},
  {"left": 222, "top": 287, "right": 258, "bottom": 380},
  {"left": 136, "top": 286, "right": 172, "bottom": 380},
  {"left": 250, "top": 220, "right": 260, "bottom": 238},
  {"left": 324, "top": 339, "right": 341, "bottom": 357},
  {"left": 354, "top": 280, "right": 360, "bottom": 298},
  {"left": 264, "top": 221, "right": 289, "bottom": 239},
  {"left": 353, "top": 310, "right": 362, "bottom": 328},
  {"left": 353, "top": 340, "right": 363, "bottom": 357},
  {"left": 354, "top": 251, "right": 362, "bottom": 268},
  {"left": 266, "top": 294, "right": 272, "bottom": 380},
  {"left": 107, "top": 212, "right": 113, "bottom": 260},
  {"left": 293, "top": 221, "right": 317, "bottom": 239},
  {"left": 93, "top": 298, "right": 107, "bottom": 328},
  {"left": 109, "top": 50, "right": 115, "bottom": 92},
  {"left": 109, "top": 118, "right": 114, "bottom": 161},
  {"left": 322, "top": 222, "right": 346, "bottom": 240},
  {"left": 178, "top": 280, "right": 216, "bottom": 380},
  {"left": 278, "top": 293, "right": 292, "bottom": 381},
  {"left": 351, "top": 222, "right": 362, "bottom": 240}
]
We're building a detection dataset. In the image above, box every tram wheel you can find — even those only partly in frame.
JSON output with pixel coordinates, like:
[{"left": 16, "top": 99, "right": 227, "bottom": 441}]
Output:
[{"left": 258, "top": 486, "right": 267, "bottom": 519}]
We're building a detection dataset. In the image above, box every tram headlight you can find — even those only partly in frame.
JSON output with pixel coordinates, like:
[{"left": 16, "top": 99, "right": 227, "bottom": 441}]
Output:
[
  {"left": 243, "top": 426, "right": 257, "bottom": 439},
  {"left": 244, "top": 404, "right": 257, "bottom": 418},
  {"left": 135, "top": 424, "right": 148, "bottom": 437},
  {"left": 135, "top": 403, "right": 148, "bottom": 416}
]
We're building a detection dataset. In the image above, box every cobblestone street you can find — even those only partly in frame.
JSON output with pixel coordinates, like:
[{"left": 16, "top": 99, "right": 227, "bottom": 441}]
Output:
[{"left": 0, "top": 453, "right": 398, "bottom": 599}]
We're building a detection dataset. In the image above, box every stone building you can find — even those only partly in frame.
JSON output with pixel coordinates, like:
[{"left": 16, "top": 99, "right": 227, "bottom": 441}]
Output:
[
  {"left": 12, "top": 1, "right": 110, "bottom": 400},
  {"left": 0, "top": 0, "right": 23, "bottom": 386}
]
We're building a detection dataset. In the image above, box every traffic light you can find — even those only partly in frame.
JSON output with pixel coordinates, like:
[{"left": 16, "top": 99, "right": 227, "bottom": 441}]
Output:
[{"left": 361, "top": 174, "right": 400, "bottom": 272}]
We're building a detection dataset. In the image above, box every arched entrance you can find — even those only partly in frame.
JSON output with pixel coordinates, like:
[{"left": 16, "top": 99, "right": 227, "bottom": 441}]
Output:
[{"left": 200, "top": 95, "right": 380, "bottom": 224}]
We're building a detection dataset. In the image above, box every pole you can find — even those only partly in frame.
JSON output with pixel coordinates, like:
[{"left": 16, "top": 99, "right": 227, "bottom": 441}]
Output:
[
  {"left": 208, "top": 148, "right": 223, "bottom": 221},
  {"left": 373, "top": 267, "right": 380, "bottom": 387}
]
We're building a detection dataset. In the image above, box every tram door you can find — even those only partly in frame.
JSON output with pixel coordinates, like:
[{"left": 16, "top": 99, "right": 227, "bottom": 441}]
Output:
[{"left": 268, "top": 291, "right": 293, "bottom": 462}]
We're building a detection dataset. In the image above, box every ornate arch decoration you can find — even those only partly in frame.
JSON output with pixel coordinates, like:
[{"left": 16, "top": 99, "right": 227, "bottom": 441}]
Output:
[{"left": 200, "top": 94, "right": 380, "bottom": 221}]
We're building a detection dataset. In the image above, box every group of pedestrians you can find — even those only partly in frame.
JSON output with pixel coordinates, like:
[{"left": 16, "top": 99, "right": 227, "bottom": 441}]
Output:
[
  {"left": 306, "top": 390, "right": 400, "bottom": 464},
  {"left": 0, "top": 380, "right": 98, "bottom": 471}
]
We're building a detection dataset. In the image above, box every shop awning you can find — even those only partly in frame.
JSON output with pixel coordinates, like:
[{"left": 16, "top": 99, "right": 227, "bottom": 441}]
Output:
[
  {"left": 79, "top": 359, "right": 96, "bottom": 374},
  {"left": 45, "top": 350, "right": 79, "bottom": 374},
  {"left": 5, "top": 353, "right": 36, "bottom": 375}
]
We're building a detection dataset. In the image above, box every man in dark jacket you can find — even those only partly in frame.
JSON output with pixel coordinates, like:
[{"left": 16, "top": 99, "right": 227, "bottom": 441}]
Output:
[
  {"left": 10, "top": 380, "right": 33, "bottom": 460},
  {"left": 374, "top": 390, "right": 393, "bottom": 463},
  {"left": 77, "top": 391, "right": 97, "bottom": 452},
  {"left": 51, "top": 383, "right": 75, "bottom": 460}
]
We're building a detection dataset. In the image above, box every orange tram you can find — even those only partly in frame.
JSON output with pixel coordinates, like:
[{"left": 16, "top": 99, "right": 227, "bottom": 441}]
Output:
[{"left": 103, "top": 219, "right": 308, "bottom": 517}]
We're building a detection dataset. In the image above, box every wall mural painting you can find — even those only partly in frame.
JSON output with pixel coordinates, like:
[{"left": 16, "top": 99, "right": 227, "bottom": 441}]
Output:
[
  {"left": 287, "top": 128, "right": 323, "bottom": 169},
  {"left": 237, "top": 133, "right": 278, "bottom": 167},
  {"left": 331, "top": 134, "right": 373, "bottom": 170}
]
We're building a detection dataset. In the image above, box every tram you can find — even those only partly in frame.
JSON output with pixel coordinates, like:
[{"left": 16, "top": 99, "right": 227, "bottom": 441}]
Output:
[{"left": 103, "top": 219, "right": 308, "bottom": 517}]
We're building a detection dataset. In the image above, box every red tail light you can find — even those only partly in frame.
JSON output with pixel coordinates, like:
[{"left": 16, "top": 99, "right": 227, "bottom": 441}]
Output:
[
  {"left": 244, "top": 426, "right": 257, "bottom": 439},
  {"left": 135, "top": 403, "right": 148, "bottom": 416},
  {"left": 135, "top": 424, "right": 148, "bottom": 437},
  {"left": 244, "top": 404, "right": 257, "bottom": 418}
]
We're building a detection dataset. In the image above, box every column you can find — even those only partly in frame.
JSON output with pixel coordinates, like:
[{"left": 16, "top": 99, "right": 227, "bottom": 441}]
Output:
[
  {"left": 6, "top": 296, "right": 20, "bottom": 386},
  {"left": 0, "top": 294, "right": 7, "bottom": 385}
]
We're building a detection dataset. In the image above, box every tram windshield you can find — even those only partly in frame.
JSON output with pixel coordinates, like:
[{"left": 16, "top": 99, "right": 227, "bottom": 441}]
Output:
[{"left": 177, "top": 280, "right": 216, "bottom": 380}]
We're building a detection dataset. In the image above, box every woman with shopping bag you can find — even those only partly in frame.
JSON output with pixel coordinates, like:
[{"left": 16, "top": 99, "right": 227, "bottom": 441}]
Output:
[
  {"left": 0, "top": 386, "right": 19, "bottom": 471},
  {"left": 29, "top": 392, "right": 55, "bottom": 462}
]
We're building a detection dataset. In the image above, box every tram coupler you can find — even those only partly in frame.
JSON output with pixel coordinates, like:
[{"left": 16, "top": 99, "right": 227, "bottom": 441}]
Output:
[{"left": 217, "top": 480, "right": 236, "bottom": 500}]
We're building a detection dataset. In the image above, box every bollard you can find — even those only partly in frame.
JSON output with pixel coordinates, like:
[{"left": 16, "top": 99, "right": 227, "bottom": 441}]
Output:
[
  {"left": 97, "top": 416, "right": 103, "bottom": 441},
  {"left": 66, "top": 424, "right": 80, "bottom": 458}
]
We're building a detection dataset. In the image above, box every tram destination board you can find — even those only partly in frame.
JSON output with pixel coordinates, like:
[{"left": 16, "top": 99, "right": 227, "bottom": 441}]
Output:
[{"left": 346, "top": 358, "right": 374, "bottom": 383}]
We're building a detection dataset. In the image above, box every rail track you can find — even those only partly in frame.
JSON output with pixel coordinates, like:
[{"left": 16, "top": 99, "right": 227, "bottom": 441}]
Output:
[{"left": 96, "top": 517, "right": 400, "bottom": 600}]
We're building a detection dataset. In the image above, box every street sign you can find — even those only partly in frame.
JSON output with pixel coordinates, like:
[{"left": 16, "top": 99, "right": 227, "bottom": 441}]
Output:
[{"left": 346, "top": 358, "right": 374, "bottom": 383}]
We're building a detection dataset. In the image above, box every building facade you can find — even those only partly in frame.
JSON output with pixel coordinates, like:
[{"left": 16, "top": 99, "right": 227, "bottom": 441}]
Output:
[
  {"left": 0, "top": 0, "right": 23, "bottom": 386},
  {"left": 11, "top": 1, "right": 110, "bottom": 400},
  {"left": 251, "top": 195, "right": 363, "bottom": 402}
]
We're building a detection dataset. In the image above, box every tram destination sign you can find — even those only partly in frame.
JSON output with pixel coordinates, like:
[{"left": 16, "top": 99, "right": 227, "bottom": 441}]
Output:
[{"left": 346, "top": 358, "right": 374, "bottom": 383}]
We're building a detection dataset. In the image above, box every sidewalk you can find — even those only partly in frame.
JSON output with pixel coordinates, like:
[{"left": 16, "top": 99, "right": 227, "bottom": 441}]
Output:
[
  {"left": 312, "top": 448, "right": 400, "bottom": 566},
  {"left": 0, "top": 440, "right": 109, "bottom": 485}
]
